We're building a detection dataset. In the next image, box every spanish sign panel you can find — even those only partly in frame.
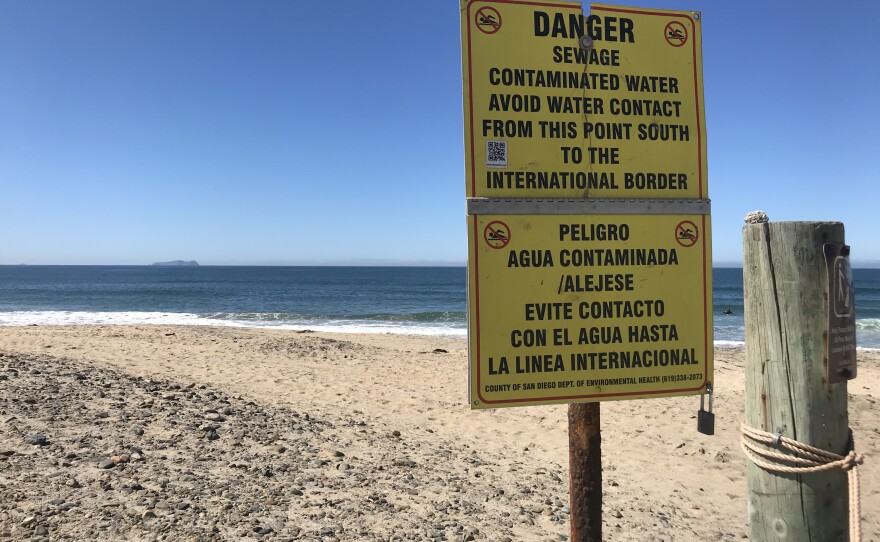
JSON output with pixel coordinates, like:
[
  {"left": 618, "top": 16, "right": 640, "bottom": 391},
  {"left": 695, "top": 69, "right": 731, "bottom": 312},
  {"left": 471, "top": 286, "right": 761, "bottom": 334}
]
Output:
[
  {"left": 467, "top": 212, "right": 713, "bottom": 408},
  {"left": 461, "top": 0, "right": 707, "bottom": 199}
]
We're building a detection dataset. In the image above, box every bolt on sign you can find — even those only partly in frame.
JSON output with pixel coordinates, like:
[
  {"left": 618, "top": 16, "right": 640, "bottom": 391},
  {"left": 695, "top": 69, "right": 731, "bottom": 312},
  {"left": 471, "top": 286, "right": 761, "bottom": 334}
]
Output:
[
  {"left": 461, "top": 0, "right": 707, "bottom": 200},
  {"left": 461, "top": 0, "right": 712, "bottom": 409}
]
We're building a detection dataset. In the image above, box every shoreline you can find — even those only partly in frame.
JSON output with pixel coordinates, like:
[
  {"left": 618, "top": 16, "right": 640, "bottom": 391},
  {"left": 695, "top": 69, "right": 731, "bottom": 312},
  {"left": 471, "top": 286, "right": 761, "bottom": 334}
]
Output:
[
  {"left": 0, "top": 313, "right": 469, "bottom": 339},
  {"left": 3, "top": 316, "right": 880, "bottom": 351},
  {"left": 6, "top": 320, "right": 880, "bottom": 353},
  {"left": 1, "top": 325, "right": 878, "bottom": 540}
]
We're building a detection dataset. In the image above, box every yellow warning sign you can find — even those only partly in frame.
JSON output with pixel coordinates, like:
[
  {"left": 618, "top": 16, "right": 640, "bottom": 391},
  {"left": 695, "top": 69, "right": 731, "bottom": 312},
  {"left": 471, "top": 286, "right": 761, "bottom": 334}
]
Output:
[
  {"left": 467, "top": 213, "right": 713, "bottom": 408},
  {"left": 461, "top": 1, "right": 707, "bottom": 199}
]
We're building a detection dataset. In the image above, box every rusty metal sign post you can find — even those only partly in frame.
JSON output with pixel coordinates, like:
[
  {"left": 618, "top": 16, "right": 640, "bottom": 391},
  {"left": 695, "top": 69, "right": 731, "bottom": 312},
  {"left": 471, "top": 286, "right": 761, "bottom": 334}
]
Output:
[{"left": 568, "top": 403, "right": 602, "bottom": 540}]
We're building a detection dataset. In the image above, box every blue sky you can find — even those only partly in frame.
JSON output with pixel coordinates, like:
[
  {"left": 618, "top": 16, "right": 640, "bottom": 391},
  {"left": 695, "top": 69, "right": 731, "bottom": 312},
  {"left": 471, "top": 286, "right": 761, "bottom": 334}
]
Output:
[{"left": 1, "top": 1, "right": 878, "bottom": 266}]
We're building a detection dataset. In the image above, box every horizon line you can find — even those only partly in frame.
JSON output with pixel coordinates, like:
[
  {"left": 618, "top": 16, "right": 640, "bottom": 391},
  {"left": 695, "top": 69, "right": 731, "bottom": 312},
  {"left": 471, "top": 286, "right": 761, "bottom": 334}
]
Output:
[{"left": 4, "top": 261, "right": 880, "bottom": 269}]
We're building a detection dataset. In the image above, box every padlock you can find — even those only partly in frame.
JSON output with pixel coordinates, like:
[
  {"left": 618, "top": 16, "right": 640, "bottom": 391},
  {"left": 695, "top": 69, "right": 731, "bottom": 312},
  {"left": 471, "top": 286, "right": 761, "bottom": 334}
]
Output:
[{"left": 697, "top": 382, "right": 714, "bottom": 436}]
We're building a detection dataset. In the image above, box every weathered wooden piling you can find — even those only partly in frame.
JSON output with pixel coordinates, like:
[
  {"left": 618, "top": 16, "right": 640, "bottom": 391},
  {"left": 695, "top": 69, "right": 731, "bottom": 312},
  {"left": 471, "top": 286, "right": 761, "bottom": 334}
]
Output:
[{"left": 742, "top": 221, "right": 850, "bottom": 541}]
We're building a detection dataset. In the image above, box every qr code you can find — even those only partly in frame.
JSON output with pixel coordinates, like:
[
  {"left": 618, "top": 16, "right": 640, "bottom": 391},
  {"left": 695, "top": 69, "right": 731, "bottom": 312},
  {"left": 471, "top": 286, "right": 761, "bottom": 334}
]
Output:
[{"left": 486, "top": 140, "right": 507, "bottom": 168}]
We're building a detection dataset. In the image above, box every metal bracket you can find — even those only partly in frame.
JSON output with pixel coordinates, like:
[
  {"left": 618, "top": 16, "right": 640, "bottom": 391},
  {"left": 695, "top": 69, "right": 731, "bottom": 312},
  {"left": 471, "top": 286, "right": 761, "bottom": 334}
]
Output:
[
  {"left": 466, "top": 198, "right": 711, "bottom": 216},
  {"left": 772, "top": 428, "right": 784, "bottom": 447}
]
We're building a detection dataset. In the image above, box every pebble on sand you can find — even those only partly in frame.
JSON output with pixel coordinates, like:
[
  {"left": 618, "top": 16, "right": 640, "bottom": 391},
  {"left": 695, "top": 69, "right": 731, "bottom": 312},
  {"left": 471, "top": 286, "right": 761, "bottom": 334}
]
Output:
[{"left": 24, "top": 433, "right": 49, "bottom": 446}]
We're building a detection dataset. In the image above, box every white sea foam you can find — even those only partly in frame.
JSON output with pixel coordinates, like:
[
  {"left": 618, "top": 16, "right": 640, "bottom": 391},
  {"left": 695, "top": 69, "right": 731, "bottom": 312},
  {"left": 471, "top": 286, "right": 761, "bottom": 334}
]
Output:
[
  {"left": 0, "top": 311, "right": 875, "bottom": 345},
  {"left": 0, "top": 311, "right": 467, "bottom": 338},
  {"left": 857, "top": 318, "right": 880, "bottom": 330},
  {"left": 0, "top": 311, "right": 228, "bottom": 327}
]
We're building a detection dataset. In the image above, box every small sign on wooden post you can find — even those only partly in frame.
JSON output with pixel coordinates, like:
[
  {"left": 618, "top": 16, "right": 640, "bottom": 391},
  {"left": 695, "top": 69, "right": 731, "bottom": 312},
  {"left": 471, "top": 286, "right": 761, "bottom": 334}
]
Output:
[{"left": 824, "top": 243, "right": 857, "bottom": 383}]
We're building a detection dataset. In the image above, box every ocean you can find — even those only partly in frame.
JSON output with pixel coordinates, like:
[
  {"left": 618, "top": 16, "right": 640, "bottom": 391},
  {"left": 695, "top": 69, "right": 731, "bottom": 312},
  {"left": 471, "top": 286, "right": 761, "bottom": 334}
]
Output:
[{"left": 0, "top": 266, "right": 878, "bottom": 348}]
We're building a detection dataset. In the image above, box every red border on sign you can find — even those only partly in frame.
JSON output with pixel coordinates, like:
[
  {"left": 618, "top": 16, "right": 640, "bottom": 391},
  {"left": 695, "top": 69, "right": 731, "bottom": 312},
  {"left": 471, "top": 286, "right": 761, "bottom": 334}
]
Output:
[
  {"left": 589, "top": 4, "right": 704, "bottom": 199},
  {"left": 464, "top": 0, "right": 579, "bottom": 199},
  {"left": 464, "top": 2, "right": 704, "bottom": 199},
  {"left": 465, "top": 2, "right": 710, "bottom": 406}
]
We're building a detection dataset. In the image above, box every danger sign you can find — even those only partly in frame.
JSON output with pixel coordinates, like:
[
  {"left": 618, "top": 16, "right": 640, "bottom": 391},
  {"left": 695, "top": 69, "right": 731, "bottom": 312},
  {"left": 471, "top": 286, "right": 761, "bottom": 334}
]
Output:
[
  {"left": 460, "top": 1, "right": 707, "bottom": 200},
  {"left": 461, "top": 0, "right": 713, "bottom": 410}
]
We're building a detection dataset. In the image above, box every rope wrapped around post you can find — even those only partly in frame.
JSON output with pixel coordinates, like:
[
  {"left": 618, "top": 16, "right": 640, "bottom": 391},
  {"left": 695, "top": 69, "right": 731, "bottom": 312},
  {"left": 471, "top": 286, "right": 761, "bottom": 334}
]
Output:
[{"left": 740, "top": 422, "right": 864, "bottom": 541}]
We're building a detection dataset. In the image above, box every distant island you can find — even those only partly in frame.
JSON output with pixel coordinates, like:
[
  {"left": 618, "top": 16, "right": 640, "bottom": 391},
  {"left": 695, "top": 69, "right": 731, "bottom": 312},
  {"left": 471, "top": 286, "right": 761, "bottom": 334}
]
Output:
[{"left": 151, "top": 260, "right": 199, "bottom": 267}]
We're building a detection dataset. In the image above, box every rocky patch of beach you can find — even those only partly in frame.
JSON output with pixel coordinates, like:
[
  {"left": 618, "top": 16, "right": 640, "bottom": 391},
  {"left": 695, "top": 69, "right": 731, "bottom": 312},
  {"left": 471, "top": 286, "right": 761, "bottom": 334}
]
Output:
[{"left": 0, "top": 352, "right": 570, "bottom": 541}]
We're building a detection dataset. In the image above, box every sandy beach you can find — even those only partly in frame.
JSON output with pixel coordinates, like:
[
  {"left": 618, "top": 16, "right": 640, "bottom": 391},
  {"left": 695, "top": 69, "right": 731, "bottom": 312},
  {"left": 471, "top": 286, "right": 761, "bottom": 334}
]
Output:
[{"left": 0, "top": 325, "right": 877, "bottom": 541}]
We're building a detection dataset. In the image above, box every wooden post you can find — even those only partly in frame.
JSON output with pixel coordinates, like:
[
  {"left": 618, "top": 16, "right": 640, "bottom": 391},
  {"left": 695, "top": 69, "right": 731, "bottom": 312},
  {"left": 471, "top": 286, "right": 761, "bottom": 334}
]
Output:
[
  {"left": 569, "top": 402, "right": 601, "bottom": 541},
  {"left": 742, "top": 221, "right": 850, "bottom": 541}
]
